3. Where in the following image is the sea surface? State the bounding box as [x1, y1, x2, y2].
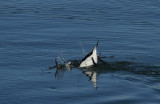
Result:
[0, 0, 160, 104]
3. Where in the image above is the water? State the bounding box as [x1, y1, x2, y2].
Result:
[0, 0, 160, 104]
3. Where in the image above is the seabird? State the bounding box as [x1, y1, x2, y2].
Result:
[79, 41, 99, 68]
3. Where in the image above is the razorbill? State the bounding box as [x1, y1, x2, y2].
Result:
[79, 41, 99, 68]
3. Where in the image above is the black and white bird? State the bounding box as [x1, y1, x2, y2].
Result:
[79, 41, 99, 68]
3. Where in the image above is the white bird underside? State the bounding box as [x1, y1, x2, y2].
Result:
[79, 41, 98, 68]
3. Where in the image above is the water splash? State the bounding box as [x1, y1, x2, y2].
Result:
[46, 58, 160, 89]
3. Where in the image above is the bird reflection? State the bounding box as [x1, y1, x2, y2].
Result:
[84, 70, 98, 88]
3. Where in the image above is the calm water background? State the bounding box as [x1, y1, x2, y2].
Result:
[0, 0, 160, 104]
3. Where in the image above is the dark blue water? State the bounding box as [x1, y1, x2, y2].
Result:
[1, 0, 160, 104]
